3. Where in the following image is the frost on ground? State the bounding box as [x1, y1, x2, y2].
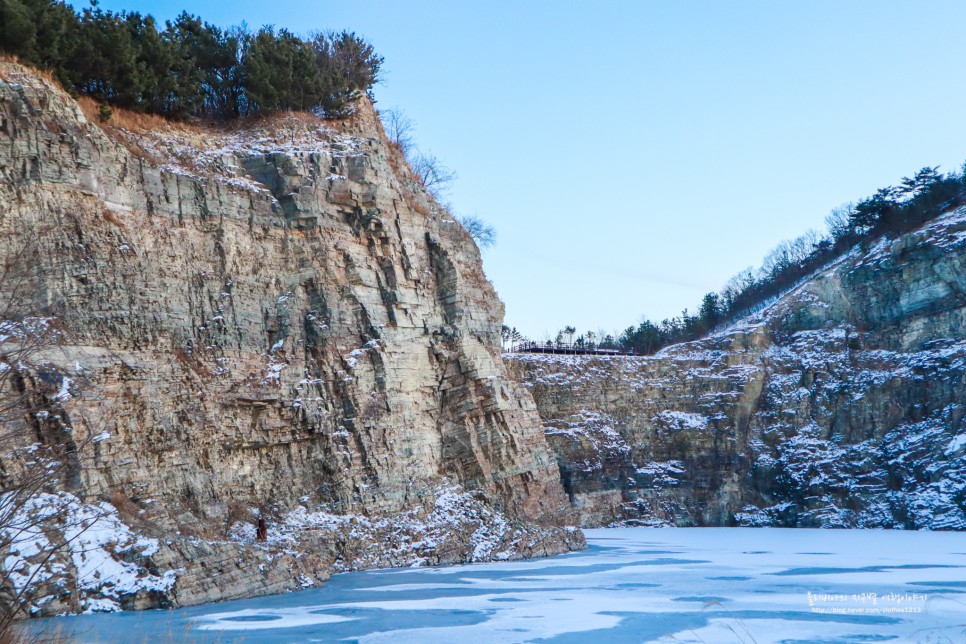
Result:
[226, 483, 583, 573]
[1, 491, 175, 615]
[0, 483, 582, 617]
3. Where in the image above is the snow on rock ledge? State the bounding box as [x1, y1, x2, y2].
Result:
[1, 492, 175, 615]
[227, 483, 584, 574]
[0, 62, 581, 615]
[508, 206, 966, 530]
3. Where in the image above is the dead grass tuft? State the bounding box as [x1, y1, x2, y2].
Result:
[0, 621, 72, 643]
[0, 57, 59, 87]
[224, 500, 254, 536]
[101, 207, 126, 228]
[109, 489, 140, 519]
[75, 95, 197, 136]
[74, 96, 176, 163]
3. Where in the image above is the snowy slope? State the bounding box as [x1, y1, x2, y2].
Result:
[510, 207, 966, 530]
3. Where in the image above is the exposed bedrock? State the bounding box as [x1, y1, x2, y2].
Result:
[509, 213, 966, 530]
[0, 64, 581, 615]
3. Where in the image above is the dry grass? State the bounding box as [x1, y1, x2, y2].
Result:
[75, 95, 196, 136]
[74, 96, 174, 163]
[74, 96, 351, 165]
[73, 95, 100, 124]
[0, 57, 361, 139]
[0, 55, 58, 85]
[0, 58, 369, 170]
[109, 489, 140, 519]
[224, 500, 254, 537]
[411, 200, 431, 218]
[1, 622, 72, 644]
[101, 206, 126, 228]
[221, 109, 318, 132]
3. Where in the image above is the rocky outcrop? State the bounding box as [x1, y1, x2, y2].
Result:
[509, 212, 966, 530]
[0, 63, 582, 615]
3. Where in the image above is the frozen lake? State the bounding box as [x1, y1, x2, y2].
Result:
[29, 527, 966, 642]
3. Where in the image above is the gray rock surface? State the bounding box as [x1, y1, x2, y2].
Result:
[509, 212, 966, 531]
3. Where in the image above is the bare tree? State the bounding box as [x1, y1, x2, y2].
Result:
[409, 151, 457, 199]
[0, 233, 107, 633]
[378, 110, 489, 251]
[379, 107, 415, 157]
[458, 215, 496, 249]
[378, 108, 459, 202]
[825, 202, 855, 239]
[759, 229, 821, 280]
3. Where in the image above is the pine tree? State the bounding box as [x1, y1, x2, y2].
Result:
[126, 13, 178, 114]
[0, 0, 38, 61]
[243, 27, 320, 114]
[699, 292, 721, 331]
[898, 166, 941, 198]
[310, 31, 383, 117]
[0, 1, 383, 121]
[67, 6, 142, 107]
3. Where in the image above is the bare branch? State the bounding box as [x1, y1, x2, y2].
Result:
[379, 107, 415, 157]
[408, 151, 457, 199]
[457, 215, 496, 249]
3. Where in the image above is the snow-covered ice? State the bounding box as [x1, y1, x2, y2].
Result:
[27, 527, 966, 642]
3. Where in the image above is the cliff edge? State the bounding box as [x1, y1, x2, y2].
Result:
[510, 207, 966, 531]
[0, 63, 582, 615]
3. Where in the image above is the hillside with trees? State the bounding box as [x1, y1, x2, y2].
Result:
[532, 164, 966, 356]
[0, 0, 381, 119]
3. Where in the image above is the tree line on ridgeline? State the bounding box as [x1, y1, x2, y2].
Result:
[0, 0, 382, 120]
[0, 2, 503, 250]
[531, 164, 966, 356]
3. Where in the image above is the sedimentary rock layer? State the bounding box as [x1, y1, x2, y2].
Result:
[0, 63, 581, 614]
[510, 211, 966, 530]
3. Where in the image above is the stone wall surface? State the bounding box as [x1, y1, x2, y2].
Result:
[509, 213, 966, 531]
[0, 64, 582, 615]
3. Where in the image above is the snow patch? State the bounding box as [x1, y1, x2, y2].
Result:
[653, 410, 710, 431]
[1, 492, 175, 614]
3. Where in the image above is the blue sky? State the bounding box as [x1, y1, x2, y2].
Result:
[82, 0, 966, 340]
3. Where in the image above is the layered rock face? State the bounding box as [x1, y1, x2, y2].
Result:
[509, 213, 966, 530]
[0, 64, 581, 615]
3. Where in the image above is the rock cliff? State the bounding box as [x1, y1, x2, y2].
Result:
[0, 63, 582, 616]
[509, 211, 966, 531]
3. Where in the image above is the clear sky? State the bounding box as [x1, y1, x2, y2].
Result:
[81, 0, 966, 340]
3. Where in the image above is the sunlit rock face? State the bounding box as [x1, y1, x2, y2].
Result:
[0, 63, 582, 614]
[509, 211, 966, 530]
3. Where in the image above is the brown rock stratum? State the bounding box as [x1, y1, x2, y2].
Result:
[0, 63, 582, 615]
